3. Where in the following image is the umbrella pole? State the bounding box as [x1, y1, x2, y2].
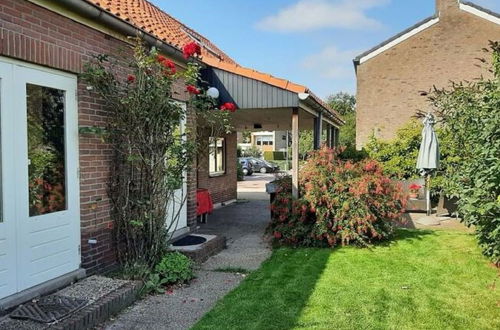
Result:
[426, 174, 431, 216]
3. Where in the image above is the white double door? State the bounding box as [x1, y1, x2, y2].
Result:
[0, 58, 80, 300]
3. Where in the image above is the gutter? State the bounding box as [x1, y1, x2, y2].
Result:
[48, 0, 188, 64]
[298, 93, 345, 127]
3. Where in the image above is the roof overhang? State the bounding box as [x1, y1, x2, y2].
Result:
[354, 1, 500, 68]
[41, 0, 189, 64]
[202, 67, 344, 126]
[460, 1, 500, 25]
[353, 16, 439, 67]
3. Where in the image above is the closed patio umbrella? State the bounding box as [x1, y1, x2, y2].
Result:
[417, 113, 440, 221]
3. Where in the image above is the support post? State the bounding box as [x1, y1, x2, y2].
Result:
[313, 111, 323, 150]
[326, 124, 332, 148]
[292, 107, 299, 198]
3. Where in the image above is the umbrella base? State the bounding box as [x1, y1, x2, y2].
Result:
[416, 215, 441, 226]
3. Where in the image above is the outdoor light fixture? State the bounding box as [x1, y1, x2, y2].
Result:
[207, 87, 220, 99]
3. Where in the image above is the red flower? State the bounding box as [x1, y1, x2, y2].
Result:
[409, 183, 422, 192]
[220, 102, 237, 112]
[163, 59, 176, 75]
[183, 42, 202, 59]
[274, 231, 282, 239]
[363, 160, 378, 172]
[156, 54, 167, 63]
[127, 74, 136, 83]
[186, 85, 200, 95]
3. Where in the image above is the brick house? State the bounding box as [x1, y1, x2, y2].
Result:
[0, 0, 342, 307]
[354, 0, 500, 149]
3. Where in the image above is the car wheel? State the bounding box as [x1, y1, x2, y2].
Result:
[242, 168, 248, 175]
[260, 167, 267, 174]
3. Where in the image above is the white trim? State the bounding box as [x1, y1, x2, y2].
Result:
[460, 3, 500, 25]
[359, 17, 440, 64]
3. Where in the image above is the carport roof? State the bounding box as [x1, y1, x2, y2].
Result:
[204, 57, 343, 124]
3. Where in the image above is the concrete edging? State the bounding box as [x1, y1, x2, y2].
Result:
[51, 281, 143, 330]
[0, 269, 86, 312]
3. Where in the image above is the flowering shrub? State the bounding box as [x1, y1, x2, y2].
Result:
[268, 177, 317, 246]
[268, 148, 407, 247]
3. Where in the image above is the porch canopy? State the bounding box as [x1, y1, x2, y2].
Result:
[202, 59, 344, 197]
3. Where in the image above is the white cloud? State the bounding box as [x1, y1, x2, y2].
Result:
[301, 46, 359, 79]
[256, 0, 389, 32]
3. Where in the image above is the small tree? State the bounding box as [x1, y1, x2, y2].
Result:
[429, 41, 500, 264]
[327, 92, 356, 147]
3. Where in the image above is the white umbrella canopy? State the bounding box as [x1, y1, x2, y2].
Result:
[416, 113, 440, 221]
[417, 113, 440, 171]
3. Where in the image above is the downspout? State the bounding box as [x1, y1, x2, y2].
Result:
[52, 0, 187, 63]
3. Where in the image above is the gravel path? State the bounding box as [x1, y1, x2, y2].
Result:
[104, 187, 272, 330]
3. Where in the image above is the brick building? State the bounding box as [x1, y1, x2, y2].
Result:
[0, 0, 238, 307]
[0, 0, 342, 307]
[354, 0, 500, 149]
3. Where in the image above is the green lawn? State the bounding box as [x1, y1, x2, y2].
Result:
[193, 229, 499, 330]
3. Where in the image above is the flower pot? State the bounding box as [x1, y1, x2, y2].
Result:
[409, 193, 419, 199]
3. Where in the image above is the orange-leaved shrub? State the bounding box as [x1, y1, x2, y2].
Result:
[268, 148, 407, 247]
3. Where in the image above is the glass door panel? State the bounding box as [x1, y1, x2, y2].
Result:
[26, 84, 67, 216]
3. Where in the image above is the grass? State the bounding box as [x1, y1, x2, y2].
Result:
[193, 229, 499, 330]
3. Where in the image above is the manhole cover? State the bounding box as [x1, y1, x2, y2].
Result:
[10, 295, 87, 323]
[172, 235, 207, 246]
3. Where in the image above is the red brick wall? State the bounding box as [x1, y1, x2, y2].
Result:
[0, 0, 195, 274]
[197, 132, 237, 205]
[356, 1, 500, 149]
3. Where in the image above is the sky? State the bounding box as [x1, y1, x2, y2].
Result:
[156, 0, 500, 99]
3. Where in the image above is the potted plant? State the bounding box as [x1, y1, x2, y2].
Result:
[408, 183, 422, 199]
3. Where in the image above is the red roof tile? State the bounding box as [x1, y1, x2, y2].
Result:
[84, 0, 341, 120]
[85, 0, 236, 64]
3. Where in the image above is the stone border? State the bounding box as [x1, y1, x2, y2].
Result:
[179, 235, 226, 263]
[0, 269, 86, 312]
[50, 281, 142, 330]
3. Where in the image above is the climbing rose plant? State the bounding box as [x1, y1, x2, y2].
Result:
[268, 148, 407, 247]
[81, 39, 234, 267]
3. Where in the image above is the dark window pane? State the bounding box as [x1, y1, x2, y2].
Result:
[27, 84, 66, 216]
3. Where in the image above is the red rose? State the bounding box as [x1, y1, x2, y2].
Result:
[163, 59, 176, 75]
[220, 102, 237, 112]
[183, 42, 202, 59]
[274, 231, 282, 239]
[156, 54, 167, 63]
[127, 74, 136, 83]
[186, 85, 200, 95]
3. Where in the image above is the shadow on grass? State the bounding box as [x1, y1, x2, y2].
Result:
[193, 229, 437, 330]
[374, 228, 435, 248]
[192, 248, 331, 330]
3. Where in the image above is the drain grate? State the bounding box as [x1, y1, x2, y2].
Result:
[172, 235, 207, 246]
[10, 295, 88, 323]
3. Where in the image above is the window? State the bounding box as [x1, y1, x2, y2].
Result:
[27, 84, 67, 216]
[255, 135, 273, 146]
[209, 137, 225, 176]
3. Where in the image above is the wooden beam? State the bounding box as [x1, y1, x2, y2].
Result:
[292, 107, 299, 198]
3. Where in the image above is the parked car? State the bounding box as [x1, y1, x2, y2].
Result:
[238, 158, 254, 176]
[246, 157, 280, 173]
